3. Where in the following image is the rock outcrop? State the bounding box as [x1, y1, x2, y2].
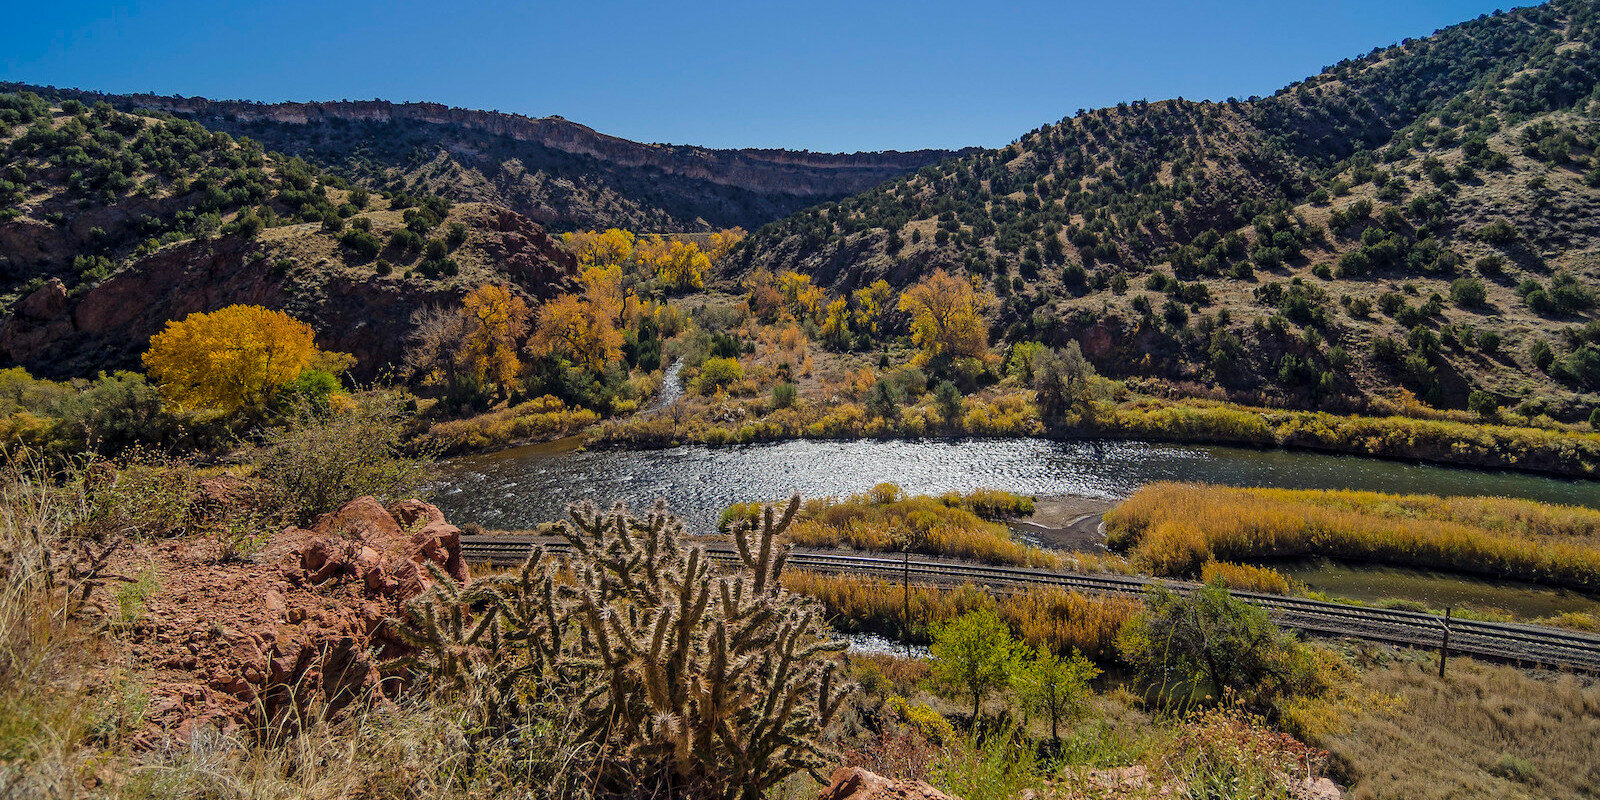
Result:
[114, 496, 468, 745]
[818, 768, 959, 800]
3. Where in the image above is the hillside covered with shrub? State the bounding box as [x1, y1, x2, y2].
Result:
[0, 91, 578, 378]
[733, 0, 1600, 418]
[0, 83, 966, 234]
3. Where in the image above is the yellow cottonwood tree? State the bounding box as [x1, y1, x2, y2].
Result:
[654, 240, 710, 291]
[820, 297, 852, 349]
[143, 305, 339, 412]
[562, 228, 636, 268]
[897, 269, 991, 364]
[779, 271, 825, 322]
[707, 227, 746, 263]
[462, 284, 531, 397]
[531, 294, 624, 372]
[852, 279, 894, 338]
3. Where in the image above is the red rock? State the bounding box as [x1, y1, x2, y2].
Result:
[818, 768, 960, 800]
[98, 494, 469, 748]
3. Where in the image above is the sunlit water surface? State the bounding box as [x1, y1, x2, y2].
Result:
[434, 437, 1598, 533]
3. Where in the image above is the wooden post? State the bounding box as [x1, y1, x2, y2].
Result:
[1439, 606, 1451, 679]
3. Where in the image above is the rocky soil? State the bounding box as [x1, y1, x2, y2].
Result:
[99, 493, 467, 745]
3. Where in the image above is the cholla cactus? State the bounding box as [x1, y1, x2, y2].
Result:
[395, 494, 851, 800]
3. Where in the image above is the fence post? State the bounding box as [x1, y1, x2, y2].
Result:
[1439, 606, 1451, 679]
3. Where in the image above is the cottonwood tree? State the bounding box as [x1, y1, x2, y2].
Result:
[930, 608, 1021, 722]
[142, 305, 349, 413]
[897, 269, 992, 367]
[529, 294, 623, 373]
[406, 305, 476, 405]
[1034, 341, 1095, 423]
[461, 284, 531, 399]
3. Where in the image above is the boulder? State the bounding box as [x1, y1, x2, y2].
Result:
[819, 768, 960, 800]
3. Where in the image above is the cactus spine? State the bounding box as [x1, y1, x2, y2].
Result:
[395, 495, 851, 799]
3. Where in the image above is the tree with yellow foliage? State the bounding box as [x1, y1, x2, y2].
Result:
[462, 284, 532, 398]
[820, 297, 852, 350]
[852, 279, 894, 339]
[707, 227, 746, 263]
[530, 294, 624, 373]
[897, 269, 991, 365]
[562, 228, 636, 269]
[778, 271, 826, 323]
[653, 239, 710, 292]
[143, 305, 347, 412]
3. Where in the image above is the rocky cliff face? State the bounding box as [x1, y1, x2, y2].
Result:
[122, 95, 954, 197]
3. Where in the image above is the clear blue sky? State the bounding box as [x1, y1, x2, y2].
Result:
[1, 0, 1533, 152]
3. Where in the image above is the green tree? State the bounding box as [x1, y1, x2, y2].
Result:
[934, 380, 963, 426]
[865, 379, 901, 420]
[1467, 389, 1499, 419]
[1011, 646, 1099, 744]
[1118, 583, 1319, 712]
[1450, 277, 1487, 307]
[1034, 341, 1095, 423]
[930, 609, 1021, 722]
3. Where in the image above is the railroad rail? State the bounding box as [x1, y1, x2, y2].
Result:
[460, 536, 1600, 673]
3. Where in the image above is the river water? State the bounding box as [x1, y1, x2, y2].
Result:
[433, 437, 1598, 532]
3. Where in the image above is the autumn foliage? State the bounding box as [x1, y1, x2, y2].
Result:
[142, 305, 346, 412]
[530, 294, 624, 372]
[460, 284, 531, 397]
[897, 269, 991, 365]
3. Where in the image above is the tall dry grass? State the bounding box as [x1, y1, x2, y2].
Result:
[783, 571, 1136, 663]
[0, 454, 105, 795]
[1104, 483, 1600, 590]
[1321, 652, 1600, 800]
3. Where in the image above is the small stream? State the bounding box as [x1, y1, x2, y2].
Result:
[643, 358, 685, 414]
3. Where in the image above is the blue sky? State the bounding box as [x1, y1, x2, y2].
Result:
[1, 1, 1533, 152]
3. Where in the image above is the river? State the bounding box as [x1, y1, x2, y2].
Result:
[433, 436, 1599, 533]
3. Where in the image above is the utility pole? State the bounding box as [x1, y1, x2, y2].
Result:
[1439, 606, 1452, 679]
[902, 545, 911, 658]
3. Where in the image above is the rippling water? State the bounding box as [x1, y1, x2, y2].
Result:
[433, 437, 1599, 532]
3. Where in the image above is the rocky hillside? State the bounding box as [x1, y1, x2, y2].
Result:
[0, 92, 576, 378]
[733, 1, 1600, 417]
[1, 84, 964, 234]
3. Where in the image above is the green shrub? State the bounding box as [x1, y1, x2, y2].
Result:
[248, 394, 433, 522]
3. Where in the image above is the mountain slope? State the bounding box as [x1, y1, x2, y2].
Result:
[0, 84, 965, 234]
[0, 92, 576, 378]
[733, 0, 1600, 417]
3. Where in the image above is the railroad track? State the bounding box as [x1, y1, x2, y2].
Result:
[460, 536, 1600, 673]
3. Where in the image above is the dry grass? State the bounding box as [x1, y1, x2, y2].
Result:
[1105, 483, 1600, 590]
[1200, 561, 1298, 595]
[784, 571, 1137, 663]
[771, 486, 1060, 569]
[1322, 651, 1600, 800]
[426, 395, 599, 454]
